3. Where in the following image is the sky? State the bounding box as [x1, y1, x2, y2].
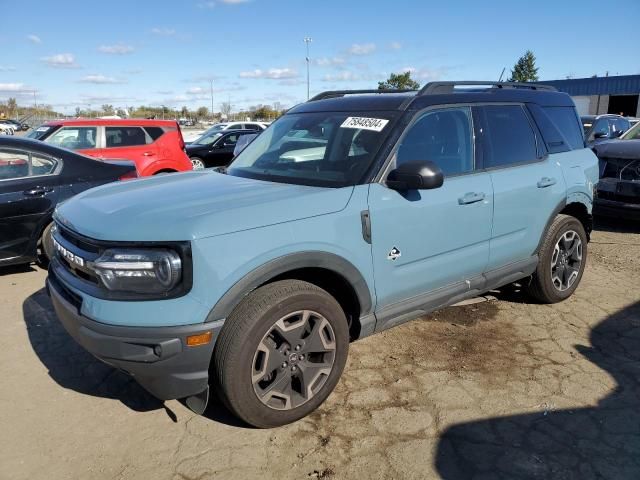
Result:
[1, 0, 639, 115]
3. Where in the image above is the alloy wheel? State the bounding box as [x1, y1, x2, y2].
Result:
[551, 230, 583, 291]
[251, 310, 336, 410]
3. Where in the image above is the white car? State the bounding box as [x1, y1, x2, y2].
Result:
[0, 123, 15, 135]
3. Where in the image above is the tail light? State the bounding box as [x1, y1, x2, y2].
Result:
[176, 121, 186, 151]
[119, 170, 138, 181]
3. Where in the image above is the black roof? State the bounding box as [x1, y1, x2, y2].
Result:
[290, 81, 574, 114]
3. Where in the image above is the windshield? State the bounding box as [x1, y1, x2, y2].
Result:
[621, 121, 640, 140]
[193, 131, 223, 145]
[227, 112, 397, 187]
[27, 125, 58, 140]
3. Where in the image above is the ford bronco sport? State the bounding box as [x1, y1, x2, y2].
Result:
[47, 82, 598, 427]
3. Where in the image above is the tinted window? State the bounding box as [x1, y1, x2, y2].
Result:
[46, 127, 97, 150]
[144, 126, 165, 141]
[483, 105, 537, 168]
[612, 118, 630, 137]
[396, 107, 473, 176]
[105, 127, 149, 147]
[591, 119, 609, 140]
[543, 107, 584, 150]
[223, 134, 240, 146]
[0, 149, 57, 180]
[228, 123, 243, 130]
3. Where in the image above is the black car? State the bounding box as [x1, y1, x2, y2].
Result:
[593, 121, 640, 220]
[0, 136, 136, 267]
[186, 129, 259, 169]
[581, 114, 630, 147]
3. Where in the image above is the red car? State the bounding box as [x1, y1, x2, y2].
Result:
[28, 119, 192, 176]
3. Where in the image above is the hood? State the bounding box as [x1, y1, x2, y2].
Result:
[594, 140, 640, 160]
[54, 171, 354, 241]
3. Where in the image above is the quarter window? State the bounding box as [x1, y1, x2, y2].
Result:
[482, 105, 538, 168]
[105, 127, 149, 147]
[396, 107, 474, 176]
[46, 127, 97, 150]
[543, 107, 585, 150]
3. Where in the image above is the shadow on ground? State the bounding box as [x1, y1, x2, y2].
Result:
[435, 301, 640, 479]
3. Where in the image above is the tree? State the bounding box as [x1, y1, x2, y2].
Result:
[7, 98, 17, 118]
[180, 106, 190, 118]
[196, 106, 209, 120]
[378, 72, 420, 90]
[508, 50, 539, 82]
[220, 102, 232, 119]
[75, 107, 81, 117]
[101, 104, 115, 115]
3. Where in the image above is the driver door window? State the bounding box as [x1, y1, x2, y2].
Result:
[396, 107, 473, 176]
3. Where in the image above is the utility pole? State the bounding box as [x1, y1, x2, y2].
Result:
[210, 79, 214, 120]
[304, 36, 312, 100]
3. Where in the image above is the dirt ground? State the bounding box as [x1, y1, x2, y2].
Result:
[0, 219, 639, 480]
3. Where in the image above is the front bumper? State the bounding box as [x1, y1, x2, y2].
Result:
[46, 273, 220, 401]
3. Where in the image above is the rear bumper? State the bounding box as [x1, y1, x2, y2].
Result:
[46, 274, 220, 400]
[594, 198, 640, 220]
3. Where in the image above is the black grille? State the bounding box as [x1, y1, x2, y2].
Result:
[58, 224, 100, 254]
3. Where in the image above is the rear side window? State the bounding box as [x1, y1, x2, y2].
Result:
[228, 123, 244, 129]
[144, 126, 165, 141]
[482, 105, 538, 168]
[0, 149, 57, 180]
[105, 127, 149, 147]
[543, 107, 584, 150]
[397, 107, 474, 176]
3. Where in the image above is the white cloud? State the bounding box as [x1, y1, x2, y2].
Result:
[187, 86, 207, 94]
[0, 83, 27, 92]
[314, 57, 346, 67]
[239, 68, 298, 79]
[0, 66, 17, 72]
[389, 41, 402, 50]
[79, 74, 124, 84]
[27, 34, 41, 44]
[348, 43, 376, 56]
[98, 44, 134, 55]
[41, 53, 79, 68]
[322, 71, 360, 82]
[151, 27, 176, 36]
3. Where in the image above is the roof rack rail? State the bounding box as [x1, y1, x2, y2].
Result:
[308, 89, 416, 102]
[418, 81, 557, 95]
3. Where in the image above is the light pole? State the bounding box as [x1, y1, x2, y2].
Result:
[304, 36, 312, 100]
[210, 79, 214, 120]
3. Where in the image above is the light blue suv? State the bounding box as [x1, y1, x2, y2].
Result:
[47, 82, 598, 427]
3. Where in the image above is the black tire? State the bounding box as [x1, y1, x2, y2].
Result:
[212, 280, 349, 428]
[40, 222, 55, 261]
[527, 214, 588, 304]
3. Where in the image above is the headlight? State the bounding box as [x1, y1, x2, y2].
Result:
[93, 248, 182, 294]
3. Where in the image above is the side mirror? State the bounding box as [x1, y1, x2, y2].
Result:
[594, 131, 609, 139]
[387, 160, 444, 191]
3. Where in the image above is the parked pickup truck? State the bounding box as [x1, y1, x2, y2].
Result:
[47, 81, 598, 428]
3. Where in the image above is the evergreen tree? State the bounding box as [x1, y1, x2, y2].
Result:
[378, 71, 420, 90]
[508, 50, 539, 82]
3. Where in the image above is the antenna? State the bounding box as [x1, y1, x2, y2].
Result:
[498, 67, 506, 82]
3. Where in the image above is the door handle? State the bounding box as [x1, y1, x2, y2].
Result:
[23, 187, 53, 196]
[142, 151, 156, 157]
[458, 192, 485, 205]
[537, 177, 557, 188]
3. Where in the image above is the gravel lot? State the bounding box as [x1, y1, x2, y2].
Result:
[1, 219, 639, 480]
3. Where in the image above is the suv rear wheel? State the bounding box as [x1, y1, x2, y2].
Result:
[527, 214, 587, 303]
[212, 280, 349, 428]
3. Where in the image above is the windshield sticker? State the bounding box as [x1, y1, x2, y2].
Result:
[36, 126, 50, 132]
[340, 117, 389, 132]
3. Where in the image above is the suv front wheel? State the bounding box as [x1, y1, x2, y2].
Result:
[527, 214, 588, 303]
[212, 280, 349, 428]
